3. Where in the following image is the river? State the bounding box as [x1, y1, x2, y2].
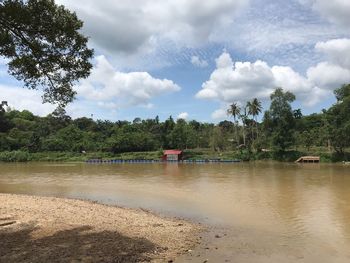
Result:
[1, 162, 349, 262]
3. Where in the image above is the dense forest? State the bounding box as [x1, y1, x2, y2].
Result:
[0, 85, 349, 162]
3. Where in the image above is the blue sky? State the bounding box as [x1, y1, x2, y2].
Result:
[1, 0, 350, 122]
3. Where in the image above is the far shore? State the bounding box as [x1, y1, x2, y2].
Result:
[1, 149, 348, 163]
[0, 193, 202, 262]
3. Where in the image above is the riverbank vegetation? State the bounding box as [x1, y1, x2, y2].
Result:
[0, 85, 349, 162]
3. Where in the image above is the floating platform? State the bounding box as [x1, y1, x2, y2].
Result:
[295, 156, 320, 163]
[86, 159, 241, 164]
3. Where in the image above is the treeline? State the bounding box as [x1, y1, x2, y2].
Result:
[0, 85, 349, 161]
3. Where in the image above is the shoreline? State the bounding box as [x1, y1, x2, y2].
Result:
[0, 193, 203, 262]
[1, 149, 345, 163]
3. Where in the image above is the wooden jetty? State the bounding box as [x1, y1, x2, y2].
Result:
[295, 156, 320, 163]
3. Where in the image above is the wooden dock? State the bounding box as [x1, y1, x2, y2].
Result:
[295, 156, 320, 163]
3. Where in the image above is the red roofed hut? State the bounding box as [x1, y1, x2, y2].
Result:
[163, 150, 183, 161]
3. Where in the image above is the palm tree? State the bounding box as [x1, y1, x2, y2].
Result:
[239, 106, 248, 146]
[227, 103, 241, 144]
[246, 101, 254, 139]
[247, 98, 262, 139]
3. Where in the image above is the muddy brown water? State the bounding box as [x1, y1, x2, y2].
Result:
[1, 162, 350, 262]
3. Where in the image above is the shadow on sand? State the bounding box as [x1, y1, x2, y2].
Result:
[0, 223, 162, 262]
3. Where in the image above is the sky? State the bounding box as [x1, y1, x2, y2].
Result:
[1, 0, 350, 122]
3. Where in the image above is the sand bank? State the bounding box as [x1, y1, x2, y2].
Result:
[0, 194, 202, 262]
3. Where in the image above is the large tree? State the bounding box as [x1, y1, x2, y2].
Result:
[227, 102, 241, 145]
[263, 88, 296, 152]
[247, 98, 262, 139]
[0, 100, 11, 132]
[0, 0, 93, 106]
[326, 84, 350, 154]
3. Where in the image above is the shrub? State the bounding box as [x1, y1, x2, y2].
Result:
[0, 151, 30, 162]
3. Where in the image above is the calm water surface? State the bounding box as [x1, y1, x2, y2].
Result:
[1, 162, 350, 262]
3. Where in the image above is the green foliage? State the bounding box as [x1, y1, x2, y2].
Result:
[0, 112, 11, 132]
[263, 88, 296, 152]
[0, 150, 30, 162]
[106, 130, 157, 153]
[325, 84, 350, 154]
[169, 119, 197, 149]
[237, 149, 252, 161]
[210, 126, 225, 151]
[0, 101, 11, 132]
[227, 103, 240, 120]
[0, 85, 349, 162]
[0, 0, 93, 106]
[334, 84, 350, 102]
[319, 152, 332, 163]
[255, 151, 272, 160]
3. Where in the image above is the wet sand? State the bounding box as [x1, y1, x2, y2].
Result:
[0, 194, 202, 262]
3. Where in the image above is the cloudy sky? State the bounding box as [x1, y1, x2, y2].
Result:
[1, 0, 350, 121]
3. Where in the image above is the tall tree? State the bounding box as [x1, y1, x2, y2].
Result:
[227, 102, 241, 144]
[0, 100, 11, 132]
[326, 84, 350, 154]
[246, 100, 253, 139]
[247, 98, 262, 139]
[239, 106, 248, 146]
[263, 88, 296, 152]
[0, 100, 8, 111]
[0, 0, 93, 106]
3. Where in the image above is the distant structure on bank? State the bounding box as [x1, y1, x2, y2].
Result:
[295, 156, 320, 163]
[163, 150, 183, 161]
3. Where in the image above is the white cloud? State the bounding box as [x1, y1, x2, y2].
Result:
[196, 89, 219, 100]
[96, 101, 119, 110]
[142, 103, 154, 109]
[191, 56, 209, 68]
[315, 38, 350, 69]
[307, 62, 350, 90]
[197, 48, 350, 119]
[177, 112, 189, 120]
[272, 66, 311, 94]
[75, 56, 181, 107]
[211, 109, 227, 120]
[196, 52, 277, 103]
[204, 0, 349, 73]
[216, 51, 234, 68]
[52, 0, 349, 72]
[0, 56, 180, 119]
[309, 0, 350, 27]
[0, 85, 55, 116]
[57, 0, 248, 56]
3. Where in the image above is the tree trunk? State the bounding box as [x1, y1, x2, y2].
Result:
[242, 124, 246, 146]
[234, 119, 239, 145]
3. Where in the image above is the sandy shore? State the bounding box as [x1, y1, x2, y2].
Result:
[0, 194, 202, 262]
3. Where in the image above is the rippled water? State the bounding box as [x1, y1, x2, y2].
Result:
[1, 162, 350, 262]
